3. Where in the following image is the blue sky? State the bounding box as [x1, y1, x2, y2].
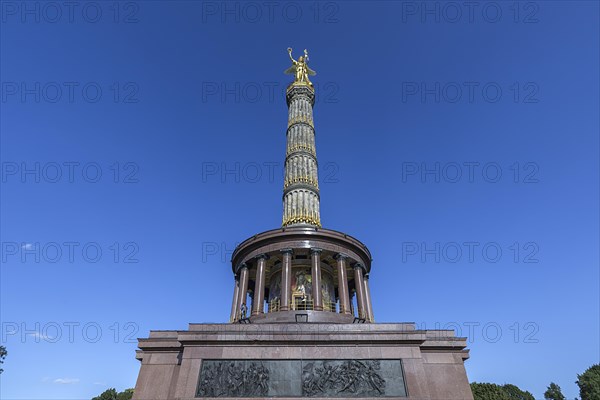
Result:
[1, 1, 598, 399]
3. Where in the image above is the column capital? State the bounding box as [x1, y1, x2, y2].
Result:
[310, 247, 323, 255]
[280, 248, 294, 255]
[353, 263, 366, 273]
[255, 253, 270, 260]
[334, 253, 349, 261]
[235, 263, 249, 274]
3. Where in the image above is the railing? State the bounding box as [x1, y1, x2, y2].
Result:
[322, 301, 337, 312]
[234, 300, 319, 322]
[268, 299, 280, 313]
[232, 300, 369, 323]
[268, 299, 338, 313]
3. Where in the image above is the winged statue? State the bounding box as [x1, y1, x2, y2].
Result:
[284, 47, 316, 86]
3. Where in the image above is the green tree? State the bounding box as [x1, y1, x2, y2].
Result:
[576, 364, 600, 400]
[117, 388, 134, 400]
[544, 382, 566, 400]
[92, 388, 118, 400]
[92, 388, 134, 400]
[502, 383, 535, 400]
[470, 382, 511, 400]
[470, 382, 534, 400]
[0, 346, 6, 374]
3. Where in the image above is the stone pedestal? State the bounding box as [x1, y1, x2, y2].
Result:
[132, 322, 473, 400]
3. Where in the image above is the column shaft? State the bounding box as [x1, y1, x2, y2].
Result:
[354, 265, 367, 320]
[236, 265, 249, 320]
[282, 86, 320, 228]
[230, 276, 240, 322]
[311, 249, 323, 311]
[364, 275, 374, 322]
[280, 249, 292, 311]
[252, 256, 267, 316]
[335, 254, 351, 314]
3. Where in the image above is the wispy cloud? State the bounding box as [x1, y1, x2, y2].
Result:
[27, 332, 56, 340]
[21, 243, 34, 250]
[53, 378, 80, 384]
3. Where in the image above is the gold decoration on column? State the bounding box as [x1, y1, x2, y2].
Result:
[286, 144, 315, 156]
[288, 115, 314, 128]
[282, 215, 321, 227]
[284, 176, 319, 189]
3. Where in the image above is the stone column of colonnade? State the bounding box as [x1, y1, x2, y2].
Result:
[310, 249, 323, 311]
[229, 276, 240, 322]
[282, 84, 321, 227]
[335, 254, 352, 314]
[280, 249, 293, 311]
[353, 264, 368, 320]
[235, 264, 249, 320]
[364, 274, 375, 322]
[230, 253, 374, 322]
[252, 255, 268, 316]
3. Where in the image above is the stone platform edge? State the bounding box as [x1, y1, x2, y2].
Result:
[136, 322, 470, 362]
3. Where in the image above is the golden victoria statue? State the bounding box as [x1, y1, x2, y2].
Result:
[285, 47, 316, 87]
